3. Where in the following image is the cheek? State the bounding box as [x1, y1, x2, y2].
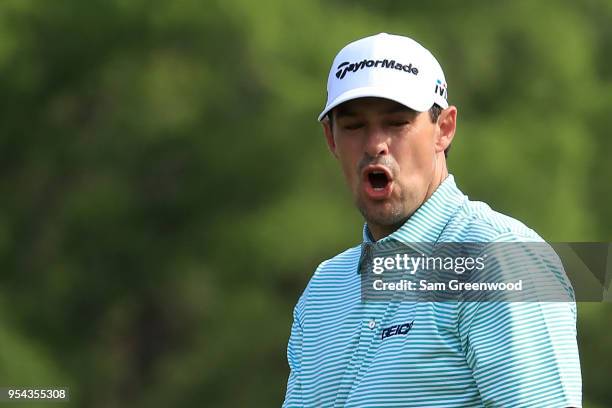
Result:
[335, 139, 362, 185]
[339, 155, 359, 189]
[394, 131, 436, 175]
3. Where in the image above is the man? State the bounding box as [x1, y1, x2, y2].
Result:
[282, 33, 581, 407]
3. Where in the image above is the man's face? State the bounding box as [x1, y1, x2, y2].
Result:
[323, 97, 452, 238]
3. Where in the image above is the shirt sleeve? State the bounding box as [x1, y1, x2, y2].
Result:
[460, 301, 582, 407]
[458, 239, 582, 407]
[282, 304, 304, 407]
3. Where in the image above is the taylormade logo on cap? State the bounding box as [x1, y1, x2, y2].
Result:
[335, 59, 419, 80]
[318, 33, 449, 121]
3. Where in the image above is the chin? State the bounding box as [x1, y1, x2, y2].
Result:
[360, 202, 407, 228]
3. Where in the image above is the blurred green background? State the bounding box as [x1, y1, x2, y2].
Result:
[0, 0, 610, 407]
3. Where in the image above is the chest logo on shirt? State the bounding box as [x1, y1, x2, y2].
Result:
[381, 320, 414, 340]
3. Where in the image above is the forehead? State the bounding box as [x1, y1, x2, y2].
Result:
[333, 97, 417, 118]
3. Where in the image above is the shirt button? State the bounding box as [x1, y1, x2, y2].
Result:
[368, 319, 376, 329]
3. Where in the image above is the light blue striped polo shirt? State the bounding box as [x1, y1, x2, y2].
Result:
[282, 174, 581, 407]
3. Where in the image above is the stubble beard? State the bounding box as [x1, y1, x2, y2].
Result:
[356, 188, 410, 232]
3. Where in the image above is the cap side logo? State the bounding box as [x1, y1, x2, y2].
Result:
[435, 79, 448, 100]
[335, 58, 419, 80]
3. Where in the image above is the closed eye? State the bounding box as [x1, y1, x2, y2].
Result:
[343, 122, 365, 130]
[389, 121, 409, 127]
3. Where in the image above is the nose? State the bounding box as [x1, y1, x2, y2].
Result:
[364, 126, 390, 157]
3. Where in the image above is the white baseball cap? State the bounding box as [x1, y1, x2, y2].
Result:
[318, 33, 448, 121]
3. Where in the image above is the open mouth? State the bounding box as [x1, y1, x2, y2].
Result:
[362, 165, 393, 199]
[368, 171, 390, 190]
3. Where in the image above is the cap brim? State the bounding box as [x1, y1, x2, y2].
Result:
[317, 86, 435, 121]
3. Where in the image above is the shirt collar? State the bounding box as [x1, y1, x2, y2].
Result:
[362, 174, 466, 249]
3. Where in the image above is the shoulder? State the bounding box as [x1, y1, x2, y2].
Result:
[446, 196, 575, 302]
[307, 244, 362, 288]
[318, 245, 363, 270]
[443, 196, 543, 242]
[293, 245, 362, 320]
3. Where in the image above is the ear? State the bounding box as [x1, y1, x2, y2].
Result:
[322, 116, 338, 158]
[435, 105, 457, 154]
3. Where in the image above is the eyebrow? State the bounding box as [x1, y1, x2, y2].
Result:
[334, 107, 357, 119]
[384, 106, 417, 115]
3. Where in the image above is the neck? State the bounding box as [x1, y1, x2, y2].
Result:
[425, 159, 448, 203]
